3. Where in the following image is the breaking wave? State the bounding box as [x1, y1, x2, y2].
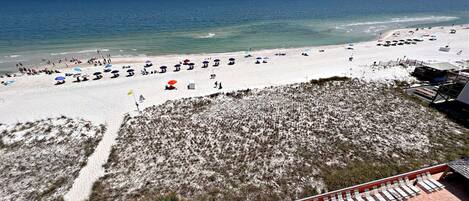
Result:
[342, 16, 458, 27]
[50, 49, 110, 56]
[196, 33, 216, 39]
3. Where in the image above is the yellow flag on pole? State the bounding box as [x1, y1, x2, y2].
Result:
[127, 89, 133, 96]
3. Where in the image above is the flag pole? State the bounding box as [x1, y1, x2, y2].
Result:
[133, 93, 140, 112]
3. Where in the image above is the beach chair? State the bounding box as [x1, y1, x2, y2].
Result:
[393, 181, 409, 199]
[425, 172, 444, 189]
[397, 179, 416, 196]
[399, 178, 419, 195]
[404, 177, 421, 194]
[385, 182, 403, 200]
[416, 174, 434, 192]
[379, 184, 397, 201]
[337, 193, 344, 201]
[371, 187, 386, 201]
[364, 189, 376, 201]
[345, 191, 354, 201]
[418, 174, 437, 190]
[354, 190, 365, 201]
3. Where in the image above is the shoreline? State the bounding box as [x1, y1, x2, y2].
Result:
[2, 22, 467, 74]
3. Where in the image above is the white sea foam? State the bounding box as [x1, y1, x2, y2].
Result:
[50, 49, 110, 56]
[197, 33, 216, 39]
[343, 16, 458, 27]
[8, 55, 21, 58]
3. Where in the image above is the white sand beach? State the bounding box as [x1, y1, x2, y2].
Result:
[0, 25, 468, 201]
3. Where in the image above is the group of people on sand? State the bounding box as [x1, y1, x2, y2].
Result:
[87, 57, 111, 66]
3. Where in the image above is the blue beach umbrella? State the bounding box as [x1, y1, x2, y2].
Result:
[105, 64, 113, 68]
[73, 67, 82, 72]
[55, 76, 65, 81]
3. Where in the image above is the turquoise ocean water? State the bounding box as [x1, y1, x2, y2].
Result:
[0, 0, 468, 72]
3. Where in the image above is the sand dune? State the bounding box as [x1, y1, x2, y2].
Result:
[0, 25, 468, 201]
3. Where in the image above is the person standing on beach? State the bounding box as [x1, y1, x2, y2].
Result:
[218, 82, 222, 90]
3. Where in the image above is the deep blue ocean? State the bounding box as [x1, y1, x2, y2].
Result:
[0, 0, 468, 72]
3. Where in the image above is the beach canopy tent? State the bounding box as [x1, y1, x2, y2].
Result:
[174, 64, 181, 71]
[93, 72, 102, 79]
[187, 63, 195, 70]
[144, 60, 153, 68]
[213, 59, 221, 66]
[188, 80, 195, 90]
[228, 58, 235, 65]
[202, 60, 209, 68]
[160, 66, 168, 73]
[127, 69, 135, 76]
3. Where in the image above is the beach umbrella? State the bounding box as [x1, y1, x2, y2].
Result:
[256, 57, 262, 60]
[168, 80, 177, 85]
[73, 67, 82, 72]
[174, 64, 181, 67]
[145, 60, 152, 64]
[111, 70, 119, 74]
[93, 72, 102, 75]
[203, 61, 209, 64]
[229, 58, 235, 61]
[105, 64, 112, 68]
[55, 76, 65, 81]
[127, 69, 135, 72]
[214, 59, 220, 62]
[263, 57, 269, 60]
[160, 66, 167, 69]
[184, 59, 190, 63]
[3, 80, 15, 86]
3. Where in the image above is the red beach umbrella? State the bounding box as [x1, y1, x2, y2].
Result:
[168, 80, 177, 85]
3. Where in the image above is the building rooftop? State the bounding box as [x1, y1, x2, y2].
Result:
[298, 163, 469, 201]
[447, 157, 469, 180]
[424, 62, 459, 71]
